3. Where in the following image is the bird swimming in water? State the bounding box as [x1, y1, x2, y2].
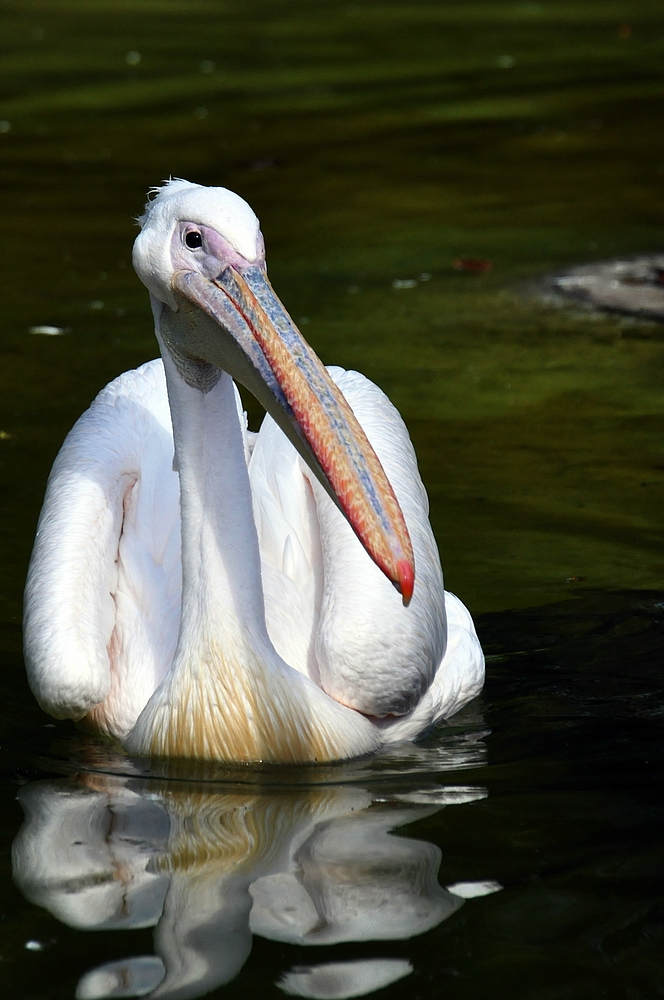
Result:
[23, 179, 484, 763]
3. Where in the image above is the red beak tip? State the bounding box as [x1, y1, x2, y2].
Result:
[397, 559, 415, 607]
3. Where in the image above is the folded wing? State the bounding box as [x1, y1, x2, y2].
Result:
[250, 366, 450, 720]
[23, 360, 181, 734]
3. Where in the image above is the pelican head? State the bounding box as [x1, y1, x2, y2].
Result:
[132, 179, 414, 602]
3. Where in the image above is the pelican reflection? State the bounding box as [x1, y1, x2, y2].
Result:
[12, 775, 500, 999]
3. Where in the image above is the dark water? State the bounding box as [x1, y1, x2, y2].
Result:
[1, 2, 663, 997]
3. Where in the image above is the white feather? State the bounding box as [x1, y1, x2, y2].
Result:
[25, 357, 483, 752]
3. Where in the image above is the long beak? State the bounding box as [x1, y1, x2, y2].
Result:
[169, 265, 415, 604]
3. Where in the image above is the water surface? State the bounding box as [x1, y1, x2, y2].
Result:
[0, 2, 663, 997]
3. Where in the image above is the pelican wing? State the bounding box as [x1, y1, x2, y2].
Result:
[249, 366, 481, 723]
[23, 360, 181, 732]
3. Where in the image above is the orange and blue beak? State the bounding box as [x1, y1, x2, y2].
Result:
[170, 263, 415, 605]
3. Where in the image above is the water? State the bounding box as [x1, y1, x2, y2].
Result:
[1, 2, 663, 996]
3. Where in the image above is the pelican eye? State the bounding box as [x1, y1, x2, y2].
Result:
[185, 231, 203, 250]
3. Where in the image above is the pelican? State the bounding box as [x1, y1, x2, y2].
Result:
[23, 179, 484, 763]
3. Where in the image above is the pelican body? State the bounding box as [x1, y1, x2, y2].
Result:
[24, 180, 484, 763]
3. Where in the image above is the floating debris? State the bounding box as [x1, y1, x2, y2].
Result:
[544, 256, 664, 322]
[453, 258, 493, 273]
[126, 51, 141, 66]
[89, 300, 104, 310]
[29, 325, 66, 336]
[0, 121, 10, 134]
[194, 106, 208, 119]
[496, 55, 515, 68]
[0, 431, 13, 440]
[200, 60, 215, 73]
[392, 278, 417, 290]
[24, 941, 45, 952]
[566, 576, 587, 583]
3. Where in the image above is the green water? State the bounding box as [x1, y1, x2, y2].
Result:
[0, 2, 663, 998]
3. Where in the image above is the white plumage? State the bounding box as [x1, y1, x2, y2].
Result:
[23, 180, 484, 763]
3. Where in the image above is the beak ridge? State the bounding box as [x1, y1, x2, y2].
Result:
[172, 264, 416, 604]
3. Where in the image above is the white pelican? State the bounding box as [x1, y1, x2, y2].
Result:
[23, 179, 484, 763]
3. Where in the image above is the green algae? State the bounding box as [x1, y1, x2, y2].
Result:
[0, 0, 663, 625]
